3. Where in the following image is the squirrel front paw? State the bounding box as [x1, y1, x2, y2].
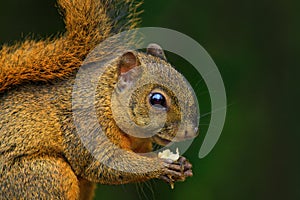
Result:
[159, 156, 193, 189]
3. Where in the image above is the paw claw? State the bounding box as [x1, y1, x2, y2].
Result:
[159, 156, 193, 187]
[184, 170, 193, 177]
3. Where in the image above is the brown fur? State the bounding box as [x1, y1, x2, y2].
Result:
[0, 0, 198, 199]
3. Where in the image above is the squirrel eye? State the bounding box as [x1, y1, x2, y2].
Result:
[149, 93, 167, 108]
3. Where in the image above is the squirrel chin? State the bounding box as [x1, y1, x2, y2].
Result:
[152, 132, 198, 146]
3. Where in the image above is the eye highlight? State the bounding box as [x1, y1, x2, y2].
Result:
[149, 93, 167, 108]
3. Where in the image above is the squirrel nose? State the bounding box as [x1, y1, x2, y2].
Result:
[194, 127, 198, 133]
[175, 123, 199, 141]
[184, 126, 199, 139]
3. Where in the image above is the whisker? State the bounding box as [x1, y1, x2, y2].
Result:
[135, 183, 143, 200]
[194, 78, 204, 89]
[200, 103, 234, 119]
[139, 183, 150, 200]
[144, 181, 155, 200]
[193, 69, 219, 87]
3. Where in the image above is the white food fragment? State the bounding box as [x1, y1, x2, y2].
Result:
[158, 148, 180, 161]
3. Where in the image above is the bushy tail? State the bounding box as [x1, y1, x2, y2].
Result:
[59, 0, 142, 43]
[0, 0, 142, 92]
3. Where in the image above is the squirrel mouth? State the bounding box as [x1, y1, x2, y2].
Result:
[152, 135, 172, 146]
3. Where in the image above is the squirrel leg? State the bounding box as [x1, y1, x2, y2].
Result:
[79, 148, 192, 186]
[0, 155, 80, 199]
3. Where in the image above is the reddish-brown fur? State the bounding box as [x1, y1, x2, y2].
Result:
[0, 1, 197, 199]
[0, 0, 141, 93]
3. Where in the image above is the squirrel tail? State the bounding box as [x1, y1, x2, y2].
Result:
[59, 0, 143, 42]
[0, 0, 142, 93]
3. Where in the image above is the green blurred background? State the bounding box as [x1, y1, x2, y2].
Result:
[0, 0, 298, 199]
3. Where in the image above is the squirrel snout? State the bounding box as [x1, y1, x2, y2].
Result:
[184, 126, 199, 139]
[175, 124, 199, 141]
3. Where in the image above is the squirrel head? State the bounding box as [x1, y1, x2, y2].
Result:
[108, 44, 199, 146]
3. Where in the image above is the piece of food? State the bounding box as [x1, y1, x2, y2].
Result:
[158, 148, 180, 161]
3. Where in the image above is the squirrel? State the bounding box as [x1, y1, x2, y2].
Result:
[0, 0, 199, 199]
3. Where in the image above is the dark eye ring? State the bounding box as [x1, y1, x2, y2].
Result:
[149, 93, 167, 108]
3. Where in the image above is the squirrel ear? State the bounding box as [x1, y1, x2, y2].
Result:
[146, 43, 167, 61]
[116, 52, 142, 93]
[119, 52, 140, 74]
